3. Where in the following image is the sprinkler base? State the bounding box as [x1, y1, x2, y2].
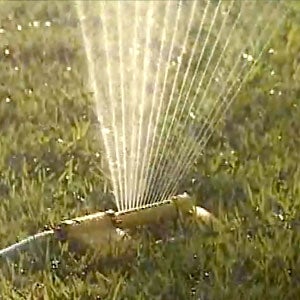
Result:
[0, 193, 214, 261]
[55, 193, 213, 253]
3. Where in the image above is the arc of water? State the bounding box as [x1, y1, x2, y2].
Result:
[142, 0, 199, 206]
[196, 15, 284, 155]
[145, 0, 201, 204]
[99, 2, 125, 211]
[167, 20, 283, 200]
[142, 0, 209, 203]
[133, 1, 155, 210]
[163, 5, 281, 201]
[162, 3, 284, 201]
[151, 0, 237, 203]
[157, 0, 245, 201]
[78, 1, 284, 211]
[146, 0, 211, 204]
[148, 0, 222, 204]
[147, 0, 209, 183]
[138, 1, 172, 208]
[76, 2, 122, 210]
[116, 2, 128, 211]
[141, 0, 184, 206]
[129, 2, 139, 210]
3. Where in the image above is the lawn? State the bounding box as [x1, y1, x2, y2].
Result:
[0, 1, 300, 299]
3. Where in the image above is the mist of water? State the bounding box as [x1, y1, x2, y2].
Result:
[76, 0, 284, 212]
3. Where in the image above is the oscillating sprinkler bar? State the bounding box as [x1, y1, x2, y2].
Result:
[55, 193, 213, 249]
[0, 193, 213, 261]
[113, 192, 211, 228]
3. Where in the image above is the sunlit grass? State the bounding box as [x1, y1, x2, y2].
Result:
[0, 1, 299, 299]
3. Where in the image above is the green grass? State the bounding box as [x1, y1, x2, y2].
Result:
[0, 1, 300, 299]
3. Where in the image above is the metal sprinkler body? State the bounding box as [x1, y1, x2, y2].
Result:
[0, 193, 213, 261]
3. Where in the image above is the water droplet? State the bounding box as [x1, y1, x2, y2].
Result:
[33, 21, 40, 28]
[268, 48, 275, 54]
[278, 91, 282, 96]
[269, 89, 275, 95]
[17, 24, 22, 31]
[66, 66, 72, 71]
[5, 97, 11, 103]
[25, 88, 33, 95]
[51, 259, 60, 269]
[278, 135, 282, 141]
[95, 152, 100, 158]
[14, 66, 19, 71]
[242, 53, 254, 62]
[247, 55, 253, 62]
[0, 28, 4, 34]
[103, 128, 111, 135]
[45, 21, 52, 27]
[189, 111, 196, 120]
[57, 138, 63, 143]
[270, 70, 275, 76]
[190, 287, 196, 295]
[276, 213, 284, 221]
[116, 228, 126, 237]
[4, 48, 10, 56]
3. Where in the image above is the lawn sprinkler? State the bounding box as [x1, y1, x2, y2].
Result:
[0, 193, 213, 261]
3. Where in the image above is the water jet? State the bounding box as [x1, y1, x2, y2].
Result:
[0, 0, 286, 263]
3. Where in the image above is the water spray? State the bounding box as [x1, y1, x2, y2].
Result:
[0, 0, 284, 269]
[0, 193, 213, 261]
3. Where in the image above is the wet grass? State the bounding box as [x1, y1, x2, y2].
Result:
[0, 1, 300, 299]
